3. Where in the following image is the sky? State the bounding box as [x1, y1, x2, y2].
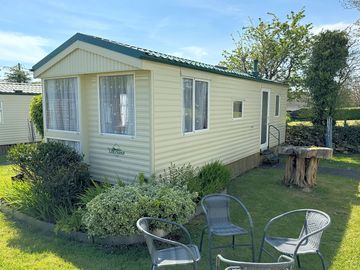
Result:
[0, 0, 359, 78]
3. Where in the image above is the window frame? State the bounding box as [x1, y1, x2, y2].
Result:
[275, 94, 280, 117]
[182, 77, 210, 135]
[97, 72, 136, 138]
[232, 100, 245, 120]
[46, 137, 81, 153]
[0, 101, 3, 124]
[43, 76, 81, 134]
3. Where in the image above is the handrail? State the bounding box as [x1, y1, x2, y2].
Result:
[268, 124, 280, 150]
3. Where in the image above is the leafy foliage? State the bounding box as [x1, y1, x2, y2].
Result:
[29, 95, 44, 138]
[5, 63, 31, 83]
[82, 183, 196, 237]
[286, 125, 360, 153]
[189, 161, 230, 200]
[305, 30, 350, 126]
[7, 142, 91, 211]
[157, 163, 198, 189]
[2, 180, 54, 222]
[220, 9, 312, 99]
[290, 107, 360, 121]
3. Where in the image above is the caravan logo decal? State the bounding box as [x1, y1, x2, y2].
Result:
[108, 144, 125, 156]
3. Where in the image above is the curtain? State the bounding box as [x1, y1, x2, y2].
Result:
[183, 78, 193, 133]
[195, 81, 208, 130]
[99, 75, 134, 135]
[45, 78, 79, 131]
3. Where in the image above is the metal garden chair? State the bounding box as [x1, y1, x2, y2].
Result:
[258, 209, 331, 270]
[216, 254, 295, 270]
[136, 217, 201, 270]
[199, 194, 255, 269]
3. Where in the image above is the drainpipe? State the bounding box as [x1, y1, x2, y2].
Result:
[252, 59, 259, 78]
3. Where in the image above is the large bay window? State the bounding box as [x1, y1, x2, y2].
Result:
[275, 95, 280, 116]
[99, 74, 135, 136]
[183, 78, 208, 133]
[0, 101, 3, 124]
[44, 78, 79, 132]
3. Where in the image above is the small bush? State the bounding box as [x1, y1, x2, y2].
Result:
[82, 183, 196, 237]
[7, 142, 91, 211]
[189, 161, 230, 199]
[157, 163, 198, 189]
[29, 95, 44, 137]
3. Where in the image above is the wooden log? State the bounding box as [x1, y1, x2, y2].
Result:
[284, 155, 296, 186]
[294, 157, 306, 188]
[305, 157, 319, 187]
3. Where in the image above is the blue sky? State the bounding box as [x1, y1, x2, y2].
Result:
[0, 0, 358, 77]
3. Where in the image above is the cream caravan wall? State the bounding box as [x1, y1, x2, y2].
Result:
[0, 94, 41, 145]
[81, 71, 152, 182]
[143, 61, 287, 175]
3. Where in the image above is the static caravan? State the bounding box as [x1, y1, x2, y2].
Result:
[0, 82, 42, 151]
[32, 33, 287, 183]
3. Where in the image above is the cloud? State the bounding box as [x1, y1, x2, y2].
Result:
[0, 31, 49, 64]
[170, 46, 208, 62]
[311, 22, 352, 34]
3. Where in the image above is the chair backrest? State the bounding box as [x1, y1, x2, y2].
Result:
[217, 255, 294, 270]
[136, 217, 158, 261]
[202, 194, 232, 228]
[298, 210, 331, 250]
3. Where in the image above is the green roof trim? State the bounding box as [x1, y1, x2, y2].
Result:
[32, 33, 286, 86]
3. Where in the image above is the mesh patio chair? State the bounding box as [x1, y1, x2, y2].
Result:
[136, 217, 201, 270]
[199, 194, 255, 269]
[258, 209, 331, 270]
[216, 254, 295, 270]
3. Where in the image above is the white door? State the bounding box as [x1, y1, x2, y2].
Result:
[260, 90, 270, 150]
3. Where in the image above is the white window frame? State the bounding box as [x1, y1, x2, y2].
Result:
[97, 73, 136, 138]
[46, 137, 81, 153]
[182, 77, 210, 135]
[232, 100, 245, 120]
[43, 76, 81, 134]
[275, 95, 280, 117]
[0, 101, 3, 124]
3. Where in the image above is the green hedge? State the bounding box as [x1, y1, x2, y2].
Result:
[286, 125, 360, 153]
[290, 107, 360, 121]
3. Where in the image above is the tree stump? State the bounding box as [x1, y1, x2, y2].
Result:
[280, 146, 333, 188]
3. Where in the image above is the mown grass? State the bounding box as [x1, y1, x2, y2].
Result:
[287, 120, 360, 127]
[320, 154, 360, 173]
[0, 161, 359, 269]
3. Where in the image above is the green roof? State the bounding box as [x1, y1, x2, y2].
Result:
[32, 33, 285, 86]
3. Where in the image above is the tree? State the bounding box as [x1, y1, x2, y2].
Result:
[220, 9, 313, 100]
[305, 31, 350, 126]
[5, 63, 31, 83]
[29, 95, 44, 138]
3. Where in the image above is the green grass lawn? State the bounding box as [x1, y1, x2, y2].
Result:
[0, 161, 359, 269]
[320, 154, 360, 173]
[287, 120, 360, 127]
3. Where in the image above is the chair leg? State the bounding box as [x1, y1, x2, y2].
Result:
[250, 234, 256, 262]
[258, 237, 265, 262]
[232, 235, 235, 249]
[150, 264, 156, 270]
[297, 255, 301, 268]
[317, 251, 326, 270]
[193, 261, 199, 270]
[209, 233, 213, 270]
[199, 227, 207, 252]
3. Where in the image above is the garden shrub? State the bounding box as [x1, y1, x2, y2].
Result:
[189, 161, 230, 200]
[82, 183, 196, 237]
[157, 163, 198, 189]
[286, 125, 360, 153]
[7, 142, 91, 209]
[3, 180, 54, 222]
[29, 95, 44, 137]
[290, 107, 360, 121]
[54, 181, 112, 233]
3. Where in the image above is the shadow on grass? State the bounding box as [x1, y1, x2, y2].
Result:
[2, 166, 359, 270]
